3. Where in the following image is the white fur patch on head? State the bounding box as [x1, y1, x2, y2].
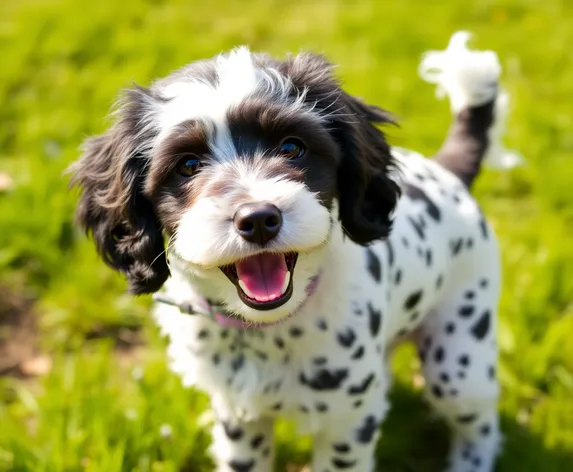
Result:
[150, 46, 303, 161]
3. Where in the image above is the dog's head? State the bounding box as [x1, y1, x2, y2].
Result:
[69, 47, 400, 325]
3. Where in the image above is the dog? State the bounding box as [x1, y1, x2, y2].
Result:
[70, 32, 519, 471]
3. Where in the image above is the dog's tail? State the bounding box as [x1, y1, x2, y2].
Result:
[419, 31, 524, 189]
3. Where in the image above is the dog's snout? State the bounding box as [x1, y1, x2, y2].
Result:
[233, 202, 282, 245]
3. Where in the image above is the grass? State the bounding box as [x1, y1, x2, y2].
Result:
[0, 0, 572, 470]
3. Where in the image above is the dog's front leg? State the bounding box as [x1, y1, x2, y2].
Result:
[210, 416, 274, 472]
[311, 401, 384, 472]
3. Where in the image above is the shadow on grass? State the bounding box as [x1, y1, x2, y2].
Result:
[275, 383, 573, 472]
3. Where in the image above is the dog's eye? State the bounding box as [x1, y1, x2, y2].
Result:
[279, 138, 306, 160]
[177, 157, 202, 177]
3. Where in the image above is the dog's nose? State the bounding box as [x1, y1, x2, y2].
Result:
[233, 202, 283, 245]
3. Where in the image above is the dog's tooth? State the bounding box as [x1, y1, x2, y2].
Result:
[238, 279, 256, 299]
[281, 271, 291, 294]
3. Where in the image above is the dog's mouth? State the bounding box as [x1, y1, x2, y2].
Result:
[220, 252, 298, 311]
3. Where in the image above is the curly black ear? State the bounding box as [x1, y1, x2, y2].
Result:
[68, 87, 169, 294]
[332, 92, 401, 245]
[281, 53, 401, 245]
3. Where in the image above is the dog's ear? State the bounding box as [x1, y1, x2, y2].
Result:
[68, 87, 169, 294]
[332, 91, 401, 245]
[283, 53, 401, 245]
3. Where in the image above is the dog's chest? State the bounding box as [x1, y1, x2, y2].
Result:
[154, 291, 387, 423]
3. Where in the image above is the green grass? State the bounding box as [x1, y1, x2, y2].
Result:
[1, 0, 572, 470]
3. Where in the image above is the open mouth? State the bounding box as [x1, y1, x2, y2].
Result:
[220, 252, 298, 311]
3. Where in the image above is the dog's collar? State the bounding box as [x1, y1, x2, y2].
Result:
[153, 273, 321, 327]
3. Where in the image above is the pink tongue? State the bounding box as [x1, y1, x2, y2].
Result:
[235, 253, 288, 302]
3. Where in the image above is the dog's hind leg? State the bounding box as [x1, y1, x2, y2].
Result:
[210, 416, 275, 472]
[420, 31, 523, 190]
[413, 231, 502, 472]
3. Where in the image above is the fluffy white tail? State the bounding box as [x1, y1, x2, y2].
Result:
[419, 31, 524, 170]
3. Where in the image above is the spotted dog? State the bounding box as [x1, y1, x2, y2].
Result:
[70, 32, 521, 471]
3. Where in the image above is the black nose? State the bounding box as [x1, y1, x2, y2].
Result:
[233, 202, 283, 245]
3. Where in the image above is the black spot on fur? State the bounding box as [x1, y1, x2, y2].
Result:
[316, 402, 328, 412]
[436, 275, 444, 289]
[313, 357, 328, 366]
[445, 323, 456, 334]
[426, 249, 432, 266]
[351, 345, 365, 360]
[459, 354, 470, 366]
[353, 400, 363, 408]
[410, 311, 420, 322]
[394, 269, 402, 285]
[478, 208, 489, 239]
[408, 215, 426, 240]
[480, 424, 492, 436]
[333, 443, 351, 454]
[450, 238, 463, 256]
[355, 415, 379, 444]
[440, 372, 450, 383]
[457, 413, 477, 424]
[367, 303, 382, 337]
[317, 319, 328, 330]
[300, 368, 349, 391]
[488, 365, 496, 380]
[386, 240, 395, 267]
[403, 183, 442, 221]
[432, 384, 443, 398]
[434, 346, 445, 363]
[274, 337, 284, 349]
[365, 248, 381, 283]
[348, 373, 375, 395]
[401, 236, 409, 248]
[271, 402, 282, 411]
[229, 459, 255, 472]
[404, 290, 423, 310]
[458, 371, 466, 379]
[197, 329, 210, 339]
[212, 353, 220, 365]
[232, 354, 245, 372]
[466, 238, 474, 249]
[465, 290, 475, 299]
[251, 434, 264, 449]
[289, 326, 303, 337]
[332, 457, 358, 469]
[337, 328, 356, 348]
[471, 310, 491, 340]
[479, 278, 489, 288]
[459, 305, 475, 318]
[223, 422, 244, 441]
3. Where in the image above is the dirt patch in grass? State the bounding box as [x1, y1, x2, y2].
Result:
[0, 286, 46, 377]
